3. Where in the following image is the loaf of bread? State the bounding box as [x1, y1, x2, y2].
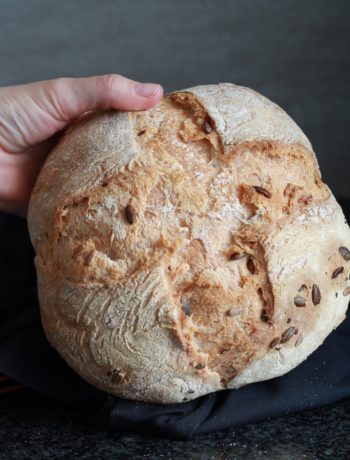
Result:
[28, 83, 350, 404]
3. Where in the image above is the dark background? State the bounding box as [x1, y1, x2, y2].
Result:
[0, 0, 349, 196]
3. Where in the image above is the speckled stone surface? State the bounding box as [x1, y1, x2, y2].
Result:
[0, 389, 349, 459]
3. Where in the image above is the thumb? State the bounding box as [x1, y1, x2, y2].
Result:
[0, 75, 163, 153]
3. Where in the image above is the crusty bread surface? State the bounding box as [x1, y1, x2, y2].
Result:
[28, 83, 350, 403]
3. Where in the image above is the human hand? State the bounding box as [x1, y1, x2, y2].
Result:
[0, 75, 163, 217]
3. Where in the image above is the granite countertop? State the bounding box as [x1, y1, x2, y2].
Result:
[0, 389, 349, 459]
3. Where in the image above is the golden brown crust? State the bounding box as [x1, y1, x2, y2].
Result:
[28, 83, 350, 403]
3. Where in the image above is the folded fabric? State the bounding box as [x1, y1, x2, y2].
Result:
[1, 202, 350, 440]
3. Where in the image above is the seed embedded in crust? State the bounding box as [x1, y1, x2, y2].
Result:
[181, 297, 192, 316]
[226, 308, 243, 317]
[280, 326, 298, 344]
[295, 334, 303, 347]
[247, 257, 256, 274]
[125, 204, 137, 224]
[229, 252, 246, 261]
[339, 247, 350, 261]
[312, 284, 321, 305]
[294, 296, 306, 307]
[287, 318, 292, 323]
[332, 267, 344, 279]
[137, 130, 146, 136]
[253, 185, 272, 198]
[203, 121, 212, 133]
[269, 337, 280, 349]
[343, 286, 350, 296]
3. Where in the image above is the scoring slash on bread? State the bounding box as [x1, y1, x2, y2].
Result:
[28, 83, 350, 404]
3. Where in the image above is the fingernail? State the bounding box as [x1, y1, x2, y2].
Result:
[135, 83, 161, 97]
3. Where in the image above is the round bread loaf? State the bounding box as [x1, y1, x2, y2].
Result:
[28, 83, 350, 404]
